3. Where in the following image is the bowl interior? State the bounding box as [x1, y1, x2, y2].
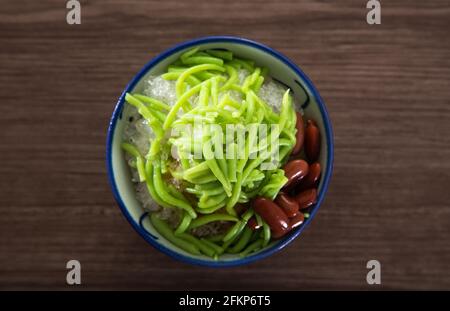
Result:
[108, 38, 333, 267]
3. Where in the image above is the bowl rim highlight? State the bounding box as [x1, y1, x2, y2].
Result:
[106, 36, 334, 267]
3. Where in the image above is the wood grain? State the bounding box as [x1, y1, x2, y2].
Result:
[0, 0, 449, 290]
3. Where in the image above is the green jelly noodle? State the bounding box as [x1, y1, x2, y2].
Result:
[122, 47, 298, 259]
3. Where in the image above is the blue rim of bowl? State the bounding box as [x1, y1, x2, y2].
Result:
[106, 36, 334, 267]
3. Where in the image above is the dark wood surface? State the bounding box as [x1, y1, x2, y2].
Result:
[0, 0, 449, 290]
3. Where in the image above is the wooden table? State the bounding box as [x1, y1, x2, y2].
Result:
[1, 0, 449, 290]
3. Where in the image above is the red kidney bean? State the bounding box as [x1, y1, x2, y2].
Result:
[298, 162, 321, 191]
[252, 197, 290, 238]
[247, 217, 261, 230]
[275, 193, 299, 218]
[290, 213, 305, 229]
[292, 111, 304, 155]
[271, 225, 292, 239]
[283, 159, 309, 189]
[305, 120, 321, 162]
[294, 188, 317, 210]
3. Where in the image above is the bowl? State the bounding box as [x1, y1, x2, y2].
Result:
[106, 36, 334, 267]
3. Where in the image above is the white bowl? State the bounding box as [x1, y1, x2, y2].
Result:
[106, 36, 334, 267]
